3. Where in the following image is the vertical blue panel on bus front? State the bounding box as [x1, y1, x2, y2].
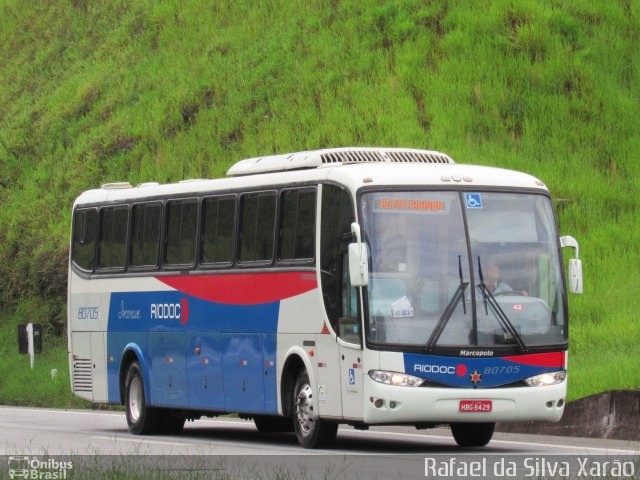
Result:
[187, 333, 224, 410]
[262, 333, 278, 414]
[149, 332, 188, 407]
[222, 334, 265, 414]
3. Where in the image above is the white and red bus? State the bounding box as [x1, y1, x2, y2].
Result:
[68, 147, 582, 448]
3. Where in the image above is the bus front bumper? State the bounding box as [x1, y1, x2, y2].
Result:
[363, 376, 566, 425]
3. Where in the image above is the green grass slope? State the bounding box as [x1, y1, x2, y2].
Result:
[1, 0, 638, 403]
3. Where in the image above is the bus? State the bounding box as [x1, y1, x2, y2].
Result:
[68, 147, 583, 448]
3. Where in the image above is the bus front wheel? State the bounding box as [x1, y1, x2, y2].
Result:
[125, 361, 162, 435]
[292, 371, 338, 449]
[450, 422, 495, 447]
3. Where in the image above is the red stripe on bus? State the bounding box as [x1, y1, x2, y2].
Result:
[503, 352, 564, 368]
[155, 272, 317, 305]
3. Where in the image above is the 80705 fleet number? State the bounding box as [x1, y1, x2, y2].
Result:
[483, 365, 520, 375]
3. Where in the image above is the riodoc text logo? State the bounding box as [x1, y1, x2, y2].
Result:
[150, 298, 189, 325]
[8, 456, 73, 479]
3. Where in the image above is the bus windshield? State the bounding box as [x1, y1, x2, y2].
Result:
[361, 191, 566, 350]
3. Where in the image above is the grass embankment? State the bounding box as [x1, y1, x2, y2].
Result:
[0, 310, 89, 408]
[0, 0, 639, 405]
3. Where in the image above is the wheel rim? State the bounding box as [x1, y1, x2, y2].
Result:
[128, 375, 143, 423]
[295, 383, 314, 436]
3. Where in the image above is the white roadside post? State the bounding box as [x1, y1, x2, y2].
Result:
[26, 323, 35, 369]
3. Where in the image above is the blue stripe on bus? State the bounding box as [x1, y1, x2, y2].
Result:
[403, 352, 565, 388]
[106, 291, 280, 414]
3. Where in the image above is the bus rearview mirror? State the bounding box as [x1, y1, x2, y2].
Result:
[568, 258, 583, 294]
[560, 235, 583, 295]
[348, 242, 369, 287]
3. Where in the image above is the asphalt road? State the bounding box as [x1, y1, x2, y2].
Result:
[1, 406, 638, 479]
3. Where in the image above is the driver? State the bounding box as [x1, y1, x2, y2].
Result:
[485, 262, 513, 295]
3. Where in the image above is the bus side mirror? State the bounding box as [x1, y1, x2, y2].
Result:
[349, 223, 369, 287]
[568, 258, 583, 294]
[560, 235, 583, 294]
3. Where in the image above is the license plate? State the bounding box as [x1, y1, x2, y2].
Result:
[459, 400, 492, 413]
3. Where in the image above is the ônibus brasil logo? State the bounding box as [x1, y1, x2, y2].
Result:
[8, 456, 73, 479]
[150, 298, 189, 325]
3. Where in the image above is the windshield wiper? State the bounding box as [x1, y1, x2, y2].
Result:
[477, 256, 527, 351]
[426, 255, 468, 351]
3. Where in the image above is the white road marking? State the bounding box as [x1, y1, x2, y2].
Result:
[0, 406, 121, 418]
[90, 436, 190, 447]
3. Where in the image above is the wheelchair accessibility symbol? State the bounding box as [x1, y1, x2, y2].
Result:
[348, 368, 356, 385]
[465, 193, 483, 209]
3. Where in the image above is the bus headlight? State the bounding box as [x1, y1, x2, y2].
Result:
[524, 371, 566, 387]
[369, 370, 425, 387]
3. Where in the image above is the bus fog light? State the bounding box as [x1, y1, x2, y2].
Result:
[369, 370, 425, 387]
[374, 399, 384, 408]
[524, 371, 566, 387]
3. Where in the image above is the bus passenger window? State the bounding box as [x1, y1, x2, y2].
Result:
[165, 199, 198, 266]
[72, 209, 97, 271]
[130, 203, 162, 268]
[202, 196, 236, 265]
[279, 189, 316, 261]
[239, 192, 277, 263]
[98, 206, 128, 270]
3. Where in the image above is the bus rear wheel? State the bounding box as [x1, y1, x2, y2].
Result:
[292, 370, 338, 449]
[450, 422, 495, 447]
[125, 361, 162, 435]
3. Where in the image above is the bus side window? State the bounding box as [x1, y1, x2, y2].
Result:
[239, 191, 277, 264]
[72, 208, 98, 271]
[279, 188, 316, 262]
[130, 203, 162, 268]
[165, 199, 198, 267]
[320, 184, 355, 338]
[201, 196, 236, 266]
[98, 206, 128, 271]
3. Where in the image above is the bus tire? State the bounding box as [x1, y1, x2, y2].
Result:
[450, 422, 495, 447]
[125, 361, 162, 435]
[292, 371, 338, 449]
[254, 415, 294, 433]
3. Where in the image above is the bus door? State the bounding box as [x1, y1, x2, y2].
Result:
[338, 256, 364, 420]
[318, 183, 363, 420]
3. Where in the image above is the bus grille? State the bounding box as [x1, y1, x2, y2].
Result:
[73, 358, 93, 393]
[320, 150, 453, 165]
